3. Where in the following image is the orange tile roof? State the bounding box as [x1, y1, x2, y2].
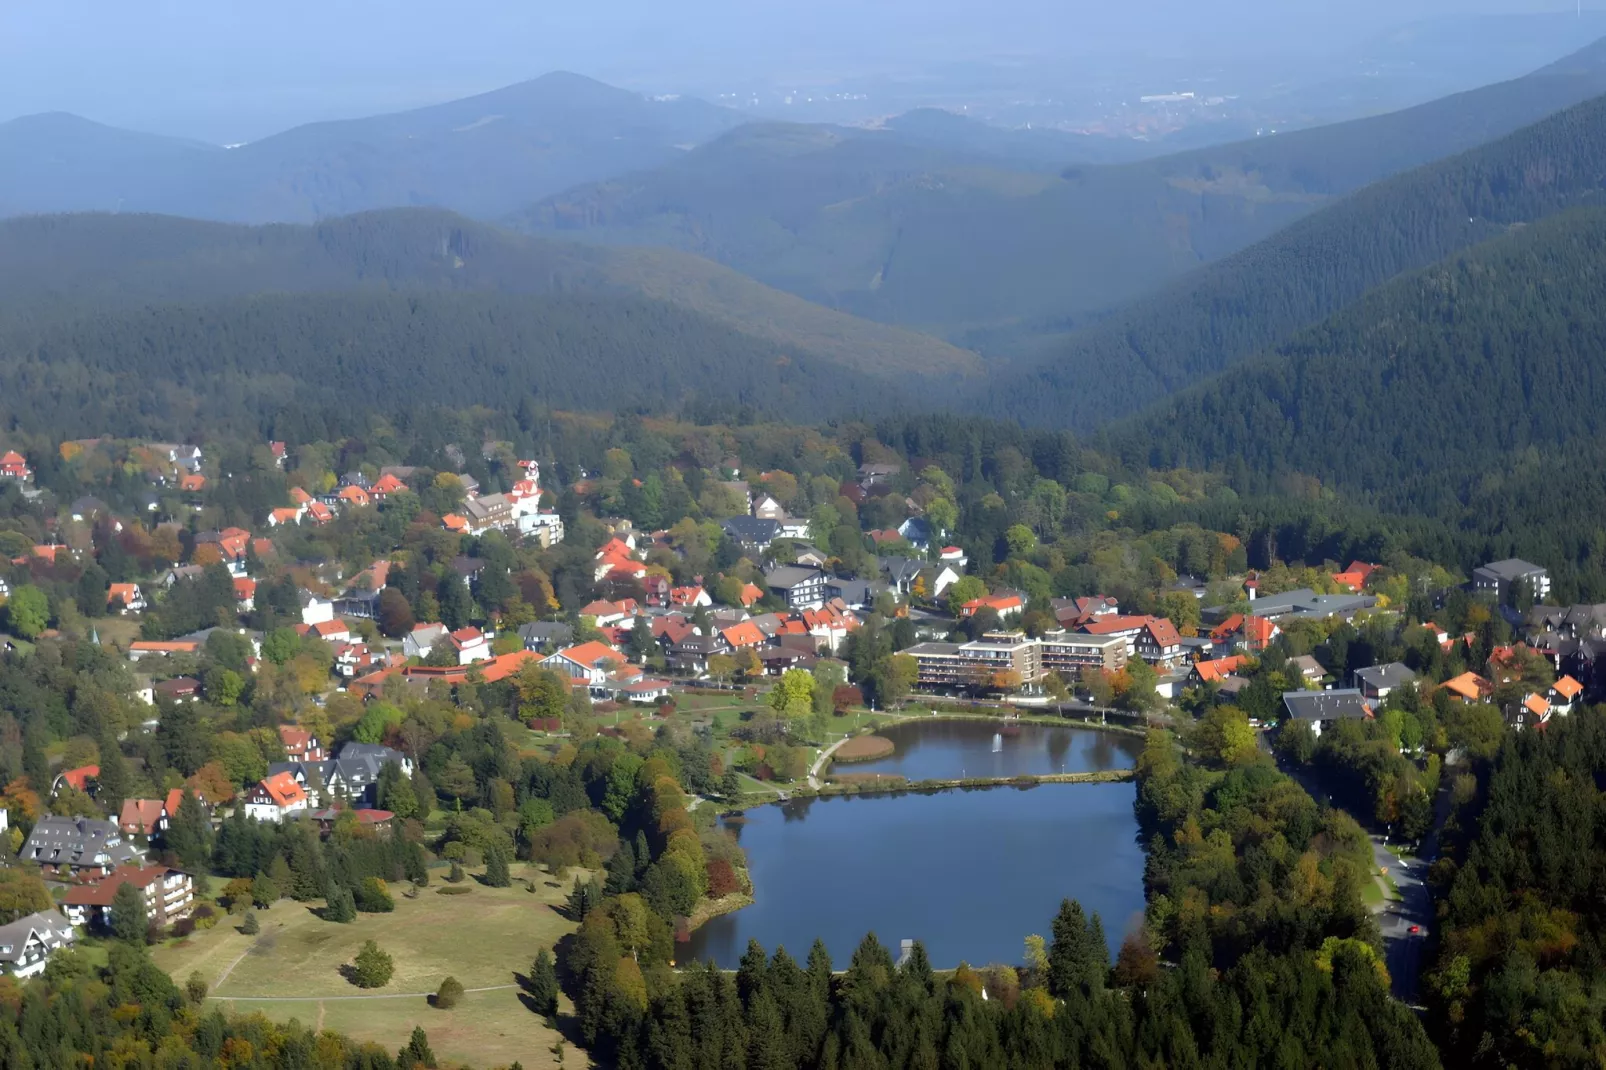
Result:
[107, 583, 141, 606]
[337, 485, 371, 506]
[739, 582, 764, 607]
[310, 620, 348, 638]
[119, 798, 164, 835]
[289, 486, 312, 504]
[372, 474, 408, 495]
[442, 514, 468, 532]
[306, 502, 333, 523]
[555, 641, 624, 669]
[58, 765, 99, 791]
[479, 650, 541, 682]
[1194, 656, 1248, 683]
[63, 864, 179, 906]
[269, 507, 301, 525]
[1146, 618, 1182, 646]
[258, 771, 306, 809]
[1554, 675, 1584, 700]
[129, 640, 200, 653]
[234, 577, 257, 600]
[163, 787, 204, 817]
[1244, 617, 1278, 645]
[179, 473, 207, 492]
[1523, 693, 1551, 718]
[722, 620, 766, 648]
[1441, 672, 1492, 702]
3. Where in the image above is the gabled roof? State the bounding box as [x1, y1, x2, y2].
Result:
[107, 583, 141, 606]
[62, 864, 180, 907]
[553, 641, 624, 670]
[1144, 618, 1181, 647]
[57, 765, 99, 792]
[257, 771, 307, 809]
[1554, 675, 1584, 700]
[1194, 656, 1248, 683]
[118, 799, 164, 835]
[721, 620, 766, 648]
[1441, 672, 1493, 702]
[1523, 693, 1552, 718]
[1282, 689, 1372, 722]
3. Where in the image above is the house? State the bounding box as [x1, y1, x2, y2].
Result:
[63, 864, 194, 929]
[827, 578, 885, 610]
[1331, 561, 1380, 592]
[1192, 656, 1248, 685]
[857, 463, 900, 486]
[1353, 662, 1417, 701]
[234, 577, 257, 611]
[0, 450, 32, 483]
[766, 566, 829, 611]
[752, 494, 786, 521]
[117, 799, 165, 837]
[0, 911, 73, 978]
[448, 627, 493, 665]
[721, 620, 767, 651]
[179, 473, 207, 495]
[106, 583, 146, 614]
[721, 517, 782, 553]
[267, 506, 305, 527]
[789, 545, 831, 570]
[961, 592, 1026, 622]
[593, 539, 647, 582]
[404, 622, 449, 659]
[580, 600, 634, 627]
[305, 502, 334, 525]
[309, 808, 394, 838]
[1440, 672, 1494, 704]
[21, 815, 145, 876]
[1288, 655, 1328, 685]
[52, 765, 99, 797]
[545, 641, 628, 691]
[336, 485, 372, 510]
[518, 621, 575, 651]
[897, 517, 934, 549]
[1551, 674, 1584, 714]
[162, 788, 209, 829]
[302, 619, 351, 645]
[1474, 558, 1551, 603]
[1135, 618, 1185, 668]
[127, 639, 201, 662]
[1281, 690, 1373, 737]
[879, 557, 927, 597]
[289, 486, 313, 506]
[299, 591, 335, 626]
[154, 677, 201, 703]
[269, 441, 288, 468]
[1242, 616, 1280, 654]
[670, 586, 712, 609]
[147, 443, 203, 473]
[739, 582, 764, 608]
[320, 744, 412, 807]
[242, 772, 310, 822]
[1511, 692, 1552, 731]
[278, 724, 324, 762]
[666, 632, 731, 675]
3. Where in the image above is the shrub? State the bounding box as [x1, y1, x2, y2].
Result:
[185, 971, 208, 1004]
[355, 877, 395, 913]
[447, 862, 464, 883]
[171, 917, 197, 939]
[192, 903, 219, 930]
[434, 976, 464, 1009]
[351, 940, 394, 988]
[437, 886, 473, 896]
[705, 858, 740, 898]
[240, 911, 260, 935]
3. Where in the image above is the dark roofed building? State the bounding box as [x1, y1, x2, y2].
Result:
[1353, 662, 1417, 700]
[721, 516, 782, 551]
[1282, 689, 1373, 737]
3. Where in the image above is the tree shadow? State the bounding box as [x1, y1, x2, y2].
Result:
[337, 963, 360, 986]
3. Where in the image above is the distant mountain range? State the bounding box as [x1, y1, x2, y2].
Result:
[513, 36, 1606, 344]
[0, 73, 742, 223]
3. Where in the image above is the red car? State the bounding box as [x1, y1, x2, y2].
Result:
[1408, 925, 1421, 934]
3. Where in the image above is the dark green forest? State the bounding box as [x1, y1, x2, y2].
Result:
[1428, 706, 1606, 1067]
[986, 90, 1606, 428]
[0, 287, 897, 441]
[1107, 206, 1606, 520]
[0, 209, 976, 379]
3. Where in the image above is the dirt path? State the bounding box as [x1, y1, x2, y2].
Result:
[315, 1002, 326, 1033]
[211, 983, 521, 1002]
[212, 944, 256, 991]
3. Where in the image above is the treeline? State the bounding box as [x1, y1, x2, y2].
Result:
[1427, 705, 1606, 1067]
[0, 286, 894, 441]
[986, 90, 1606, 428]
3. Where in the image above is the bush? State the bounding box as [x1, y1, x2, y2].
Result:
[434, 976, 464, 1009]
[447, 862, 464, 883]
[351, 940, 394, 989]
[171, 917, 197, 939]
[355, 877, 395, 913]
[437, 886, 473, 896]
[705, 858, 740, 898]
[192, 904, 219, 930]
[240, 911, 260, 935]
[185, 971, 208, 1004]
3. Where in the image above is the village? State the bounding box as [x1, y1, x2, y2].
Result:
[0, 431, 1591, 995]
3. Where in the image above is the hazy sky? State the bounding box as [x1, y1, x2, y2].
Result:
[0, 0, 1591, 140]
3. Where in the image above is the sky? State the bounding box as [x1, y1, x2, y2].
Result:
[0, 1, 1593, 141]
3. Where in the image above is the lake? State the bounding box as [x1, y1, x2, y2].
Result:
[838, 718, 1144, 781]
[683, 779, 1146, 969]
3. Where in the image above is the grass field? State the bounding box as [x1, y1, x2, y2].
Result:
[153, 868, 581, 1069]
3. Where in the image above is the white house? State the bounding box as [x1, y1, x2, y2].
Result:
[241, 772, 310, 822]
[299, 592, 335, 626]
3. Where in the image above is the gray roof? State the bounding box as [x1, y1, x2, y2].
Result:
[1223, 588, 1377, 621]
[827, 578, 883, 607]
[721, 516, 781, 544]
[1282, 689, 1371, 722]
[0, 911, 73, 964]
[518, 621, 575, 647]
[22, 815, 144, 869]
[1288, 654, 1328, 678]
[1354, 662, 1417, 691]
[905, 642, 962, 656]
[765, 565, 824, 591]
[879, 557, 926, 585]
[1477, 558, 1547, 580]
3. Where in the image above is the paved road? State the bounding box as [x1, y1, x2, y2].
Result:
[211, 983, 519, 1002]
[1261, 728, 1447, 1005]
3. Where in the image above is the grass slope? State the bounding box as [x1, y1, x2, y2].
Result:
[986, 90, 1606, 428]
[154, 871, 575, 1069]
[512, 36, 1606, 339]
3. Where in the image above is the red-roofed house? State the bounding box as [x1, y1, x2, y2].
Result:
[117, 799, 164, 837]
[0, 450, 32, 482]
[545, 641, 626, 689]
[305, 501, 334, 525]
[288, 486, 312, 505]
[370, 473, 408, 499]
[449, 627, 493, 665]
[242, 772, 309, 822]
[304, 619, 351, 644]
[267, 506, 304, 527]
[1243, 616, 1280, 654]
[671, 585, 712, 608]
[234, 576, 257, 610]
[960, 593, 1025, 621]
[52, 766, 99, 797]
[1192, 656, 1249, 685]
[162, 788, 209, 828]
[739, 582, 764, 608]
[179, 473, 207, 494]
[1440, 672, 1493, 704]
[269, 441, 287, 468]
[106, 583, 146, 614]
[278, 724, 324, 762]
[579, 600, 632, 627]
[441, 513, 469, 533]
[62, 864, 194, 929]
[336, 485, 371, 509]
[1331, 561, 1380, 592]
[721, 620, 766, 650]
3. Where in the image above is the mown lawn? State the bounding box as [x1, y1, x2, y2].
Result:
[153, 866, 580, 1068]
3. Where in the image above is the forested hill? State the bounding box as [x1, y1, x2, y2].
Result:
[0, 209, 979, 378]
[0, 288, 895, 441]
[1103, 206, 1606, 530]
[0, 72, 741, 223]
[982, 90, 1606, 428]
[513, 36, 1606, 340]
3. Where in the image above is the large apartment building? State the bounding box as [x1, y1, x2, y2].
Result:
[907, 629, 1128, 693]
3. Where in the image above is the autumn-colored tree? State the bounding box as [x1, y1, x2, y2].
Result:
[734, 647, 763, 680]
[189, 761, 236, 804]
[191, 543, 224, 567]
